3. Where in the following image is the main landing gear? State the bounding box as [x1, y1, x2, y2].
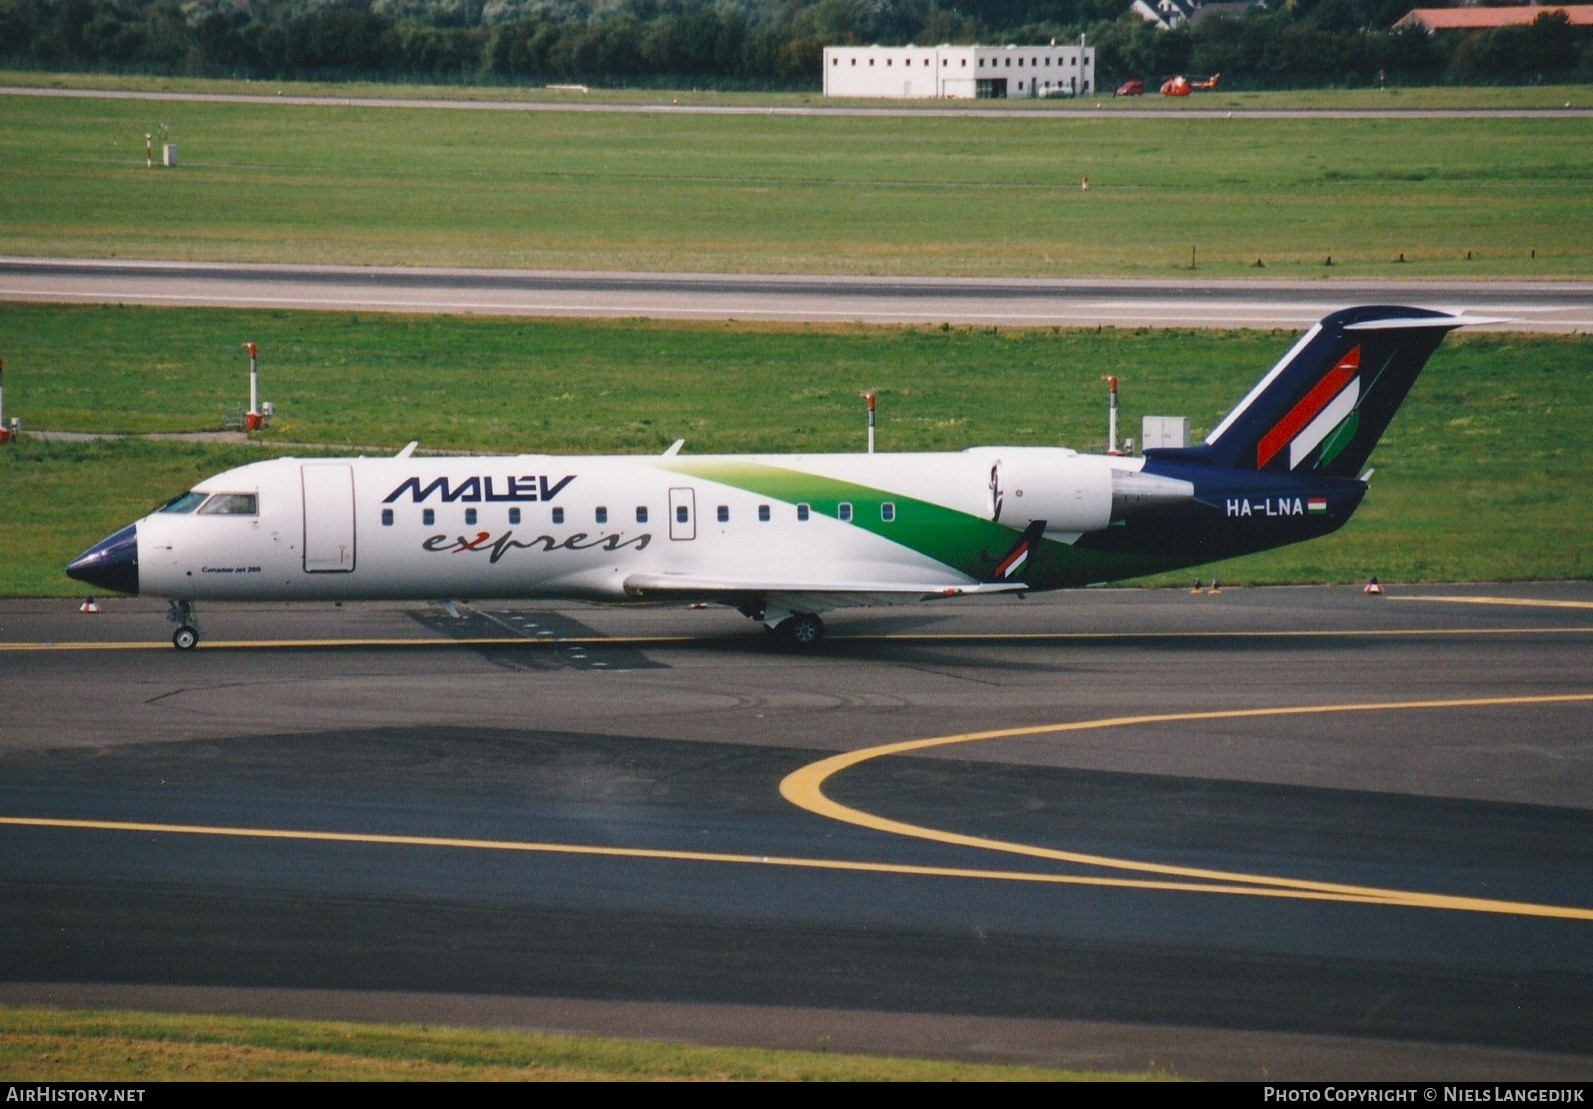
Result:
[740, 602, 826, 648]
[168, 600, 201, 650]
[774, 612, 825, 647]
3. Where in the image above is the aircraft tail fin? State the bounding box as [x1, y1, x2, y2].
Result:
[1180, 306, 1473, 480]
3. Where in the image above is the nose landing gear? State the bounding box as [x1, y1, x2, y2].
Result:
[168, 600, 201, 650]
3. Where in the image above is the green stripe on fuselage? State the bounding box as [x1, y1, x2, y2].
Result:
[657, 458, 1137, 589]
[659, 459, 1018, 579]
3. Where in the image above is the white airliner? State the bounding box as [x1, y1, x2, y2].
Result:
[67, 306, 1478, 649]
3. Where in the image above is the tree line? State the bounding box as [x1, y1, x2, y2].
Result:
[2, 0, 1588, 89]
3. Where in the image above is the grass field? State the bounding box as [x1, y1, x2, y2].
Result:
[1, 84, 1589, 278]
[0, 1007, 1165, 1081]
[3, 303, 1586, 597]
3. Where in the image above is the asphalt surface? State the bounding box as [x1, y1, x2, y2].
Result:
[3, 257, 1589, 332]
[1, 581, 1589, 1080]
[7, 84, 1593, 121]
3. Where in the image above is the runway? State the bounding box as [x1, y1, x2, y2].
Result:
[1, 581, 1589, 1080]
[3, 257, 1590, 333]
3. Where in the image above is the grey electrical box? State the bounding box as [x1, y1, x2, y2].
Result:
[163, 144, 178, 167]
[1141, 416, 1190, 450]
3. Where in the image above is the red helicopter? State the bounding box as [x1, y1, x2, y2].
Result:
[1160, 73, 1220, 96]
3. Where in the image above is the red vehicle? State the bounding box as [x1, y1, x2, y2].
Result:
[1115, 79, 1145, 97]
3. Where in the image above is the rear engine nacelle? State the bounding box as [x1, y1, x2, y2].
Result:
[989, 448, 1114, 535]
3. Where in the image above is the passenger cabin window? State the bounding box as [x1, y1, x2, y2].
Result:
[465, 508, 477, 526]
[758, 504, 771, 522]
[676, 505, 689, 524]
[881, 502, 896, 522]
[509, 508, 521, 525]
[552, 508, 565, 525]
[838, 503, 852, 522]
[595, 507, 608, 524]
[797, 504, 810, 521]
[197, 493, 258, 516]
[158, 491, 208, 514]
[423, 508, 435, 526]
[636, 506, 648, 523]
[381, 508, 394, 527]
[716, 506, 729, 523]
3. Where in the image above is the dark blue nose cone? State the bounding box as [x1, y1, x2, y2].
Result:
[66, 524, 140, 595]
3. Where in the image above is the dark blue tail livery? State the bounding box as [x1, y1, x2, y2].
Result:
[1170, 306, 1467, 479]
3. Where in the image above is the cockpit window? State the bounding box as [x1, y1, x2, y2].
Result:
[157, 491, 208, 514]
[197, 493, 259, 516]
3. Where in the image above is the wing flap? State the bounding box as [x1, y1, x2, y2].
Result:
[622, 572, 1025, 612]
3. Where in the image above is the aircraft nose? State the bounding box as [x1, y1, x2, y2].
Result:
[66, 524, 140, 595]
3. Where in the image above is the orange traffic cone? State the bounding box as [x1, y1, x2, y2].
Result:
[1364, 577, 1383, 595]
[1190, 579, 1203, 594]
[1208, 579, 1221, 594]
[80, 597, 100, 613]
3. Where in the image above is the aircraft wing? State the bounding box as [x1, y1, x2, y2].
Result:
[621, 572, 1027, 613]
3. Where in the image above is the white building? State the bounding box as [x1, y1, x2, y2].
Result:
[823, 43, 1096, 100]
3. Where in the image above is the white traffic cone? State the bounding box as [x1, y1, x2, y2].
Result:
[1364, 577, 1383, 595]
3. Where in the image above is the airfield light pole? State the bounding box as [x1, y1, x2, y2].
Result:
[1103, 375, 1121, 455]
[862, 391, 877, 453]
[243, 342, 262, 431]
[0, 357, 7, 443]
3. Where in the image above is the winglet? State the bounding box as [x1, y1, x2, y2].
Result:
[990, 520, 1047, 583]
[663, 439, 685, 457]
[396, 441, 419, 459]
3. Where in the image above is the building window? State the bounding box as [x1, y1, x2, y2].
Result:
[552, 507, 564, 524]
[758, 504, 770, 522]
[838, 503, 852, 522]
[797, 504, 810, 521]
[881, 503, 896, 522]
[422, 508, 435, 526]
[595, 507, 608, 524]
[717, 505, 729, 523]
[381, 508, 393, 526]
[636, 506, 648, 523]
[509, 507, 521, 525]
